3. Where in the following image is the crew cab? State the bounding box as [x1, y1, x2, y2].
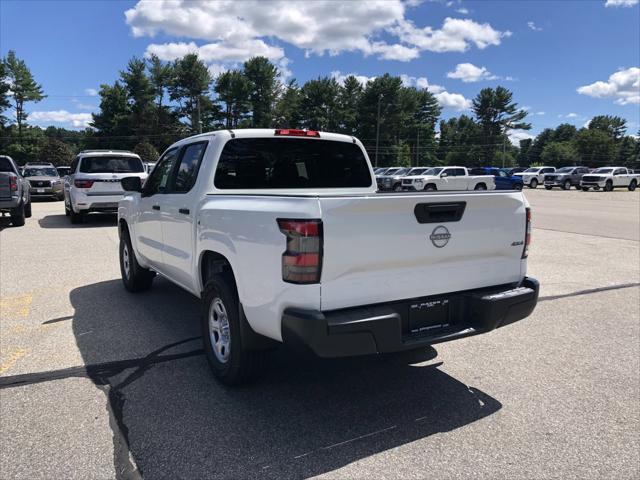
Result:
[118, 129, 539, 385]
[580, 167, 639, 191]
[64, 150, 147, 223]
[544, 166, 590, 190]
[401, 166, 495, 191]
[0, 155, 32, 226]
[513, 167, 556, 189]
[469, 167, 523, 190]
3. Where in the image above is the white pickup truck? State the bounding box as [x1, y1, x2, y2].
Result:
[513, 166, 556, 189]
[118, 129, 539, 385]
[400, 166, 495, 191]
[580, 167, 639, 192]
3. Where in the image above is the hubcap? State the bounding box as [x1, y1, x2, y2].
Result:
[122, 243, 130, 278]
[208, 298, 231, 363]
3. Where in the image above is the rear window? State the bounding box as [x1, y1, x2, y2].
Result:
[79, 156, 144, 174]
[214, 138, 372, 189]
[0, 158, 15, 173]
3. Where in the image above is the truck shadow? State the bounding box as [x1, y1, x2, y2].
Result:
[38, 213, 117, 229]
[70, 278, 502, 479]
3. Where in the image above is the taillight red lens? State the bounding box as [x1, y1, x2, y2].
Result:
[74, 179, 94, 188]
[522, 207, 531, 258]
[275, 129, 320, 138]
[277, 219, 323, 284]
[9, 173, 18, 191]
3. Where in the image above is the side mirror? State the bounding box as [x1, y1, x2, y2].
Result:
[121, 176, 142, 192]
[441, 172, 448, 177]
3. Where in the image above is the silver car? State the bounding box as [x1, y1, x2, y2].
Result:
[22, 165, 64, 200]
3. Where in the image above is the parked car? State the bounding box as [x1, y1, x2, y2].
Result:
[373, 167, 388, 175]
[22, 165, 64, 200]
[118, 128, 538, 385]
[377, 167, 415, 191]
[502, 167, 527, 176]
[401, 166, 495, 191]
[514, 166, 556, 189]
[56, 166, 71, 177]
[543, 166, 590, 190]
[0, 155, 32, 226]
[469, 167, 523, 190]
[64, 150, 147, 224]
[580, 167, 639, 191]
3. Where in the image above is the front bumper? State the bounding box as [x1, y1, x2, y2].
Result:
[580, 181, 606, 188]
[30, 186, 62, 197]
[282, 277, 539, 357]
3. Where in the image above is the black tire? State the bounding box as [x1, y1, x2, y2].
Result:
[70, 210, 84, 224]
[24, 201, 32, 218]
[56, 193, 64, 201]
[474, 183, 487, 190]
[562, 180, 571, 190]
[582, 187, 590, 191]
[10, 203, 25, 227]
[545, 185, 552, 190]
[514, 183, 523, 191]
[629, 180, 637, 192]
[604, 180, 613, 192]
[425, 184, 437, 191]
[201, 276, 267, 385]
[529, 178, 538, 189]
[393, 183, 402, 192]
[119, 228, 155, 293]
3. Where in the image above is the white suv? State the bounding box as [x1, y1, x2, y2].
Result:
[64, 150, 147, 223]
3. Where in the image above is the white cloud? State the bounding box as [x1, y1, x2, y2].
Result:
[566, 112, 579, 118]
[509, 130, 535, 145]
[577, 67, 640, 105]
[30, 110, 93, 128]
[126, 1, 510, 64]
[605, 0, 638, 7]
[456, 8, 469, 14]
[399, 74, 445, 93]
[331, 71, 375, 86]
[207, 63, 228, 79]
[447, 62, 498, 82]
[71, 98, 98, 111]
[84, 88, 98, 96]
[527, 21, 542, 31]
[144, 39, 285, 64]
[536, 111, 546, 115]
[434, 91, 472, 111]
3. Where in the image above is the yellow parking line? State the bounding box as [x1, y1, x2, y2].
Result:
[0, 347, 28, 375]
[0, 293, 33, 319]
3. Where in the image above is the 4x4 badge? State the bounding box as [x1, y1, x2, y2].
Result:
[430, 225, 451, 248]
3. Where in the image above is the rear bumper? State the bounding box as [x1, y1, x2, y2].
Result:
[0, 197, 20, 211]
[72, 191, 124, 213]
[282, 277, 539, 358]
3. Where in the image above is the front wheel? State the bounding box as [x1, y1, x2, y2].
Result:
[514, 183, 523, 191]
[604, 180, 613, 192]
[393, 184, 402, 192]
[529, 179, 538, 189]
[119, 229, 155, 293]
[202, 276, 267, 385]
[563, 180, 571, 190]
[425, 184, 437, 191]
[629, 180, 637, 191]
[545, 186, 552, 190]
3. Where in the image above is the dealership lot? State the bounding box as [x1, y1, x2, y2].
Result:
[1, 189, 638, 479]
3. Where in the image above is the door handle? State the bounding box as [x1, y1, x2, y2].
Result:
[152, 205, 160, 210]
[179, 208, 190, 215]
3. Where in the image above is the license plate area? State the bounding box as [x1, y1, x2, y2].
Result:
[408, 297, 451, 335]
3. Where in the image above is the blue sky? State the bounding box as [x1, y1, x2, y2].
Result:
[1, 0, 639, 141]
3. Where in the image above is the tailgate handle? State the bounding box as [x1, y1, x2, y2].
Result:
[152, 205, 160, 211]
[414, 202, 466, 224]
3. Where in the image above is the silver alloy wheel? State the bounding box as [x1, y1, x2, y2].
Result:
[122, 242, 131, 279]
[209, 298, 231, 363]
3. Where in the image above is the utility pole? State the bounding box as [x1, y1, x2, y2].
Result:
[374, 94, 383, 167]
[415, 128, 420, 167]
[196, 96, 202, 134]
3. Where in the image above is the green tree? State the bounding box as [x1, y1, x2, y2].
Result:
[336, 76, 363, 135]
[438, 115, 482, 166]
[147, 54, 173, 109]
[215, 70, 252, 128]
[40, 138, 74, 165]
[299, 77, 340, 131]
[472, 86, 530, 163]
[133, 141, 160, 163]
[573, 128, 617, 166]
[243, 57, 279, 128]
[527, 128, 554, 165]
[402, 87, 441, 165]
[273, 80, 302, 128]
[540, 141, 580, 167]
[120, 57, 156, 139]
[553, 123, 578, 142]
[3, 50, 46, 143]
[588, 115, 627, 140]
[517, 138, 533, 167]
[170, 54, 212, 133]
[617, 136, 638, 166]
[0, 61, 11, 127]
[90, 82, 131, 149]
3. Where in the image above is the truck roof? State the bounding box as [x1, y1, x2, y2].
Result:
[78, 150, 140, 158]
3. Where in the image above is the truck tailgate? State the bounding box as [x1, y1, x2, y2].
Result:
[319, 192, 527, 311]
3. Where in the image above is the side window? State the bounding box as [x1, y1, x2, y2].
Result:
[614, 168, 625, 175]
[143, 148, 180, 196]
[455, 168, 466, 176]
[171, 142, 207, 193]
[441, 169, 452, 177]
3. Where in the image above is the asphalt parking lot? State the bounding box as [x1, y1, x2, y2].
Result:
[1, 189, 638, 480]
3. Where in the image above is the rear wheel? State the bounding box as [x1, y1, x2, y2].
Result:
[629, 180, 637, 191]
[10, 203, 25, 227]
[529, 178, 538, 189]
[119, 228, 155, 293]
[474, 183, 487, 190]
[604, 180, 613, 192]
[563, 180, 571, 190]
[202, 276, 267, 385]
[70, 210, 84, 224]
[24, 201, 32, 218]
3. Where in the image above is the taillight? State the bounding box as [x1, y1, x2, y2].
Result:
[9, 173, 18, 191]
[74, 179, 94, 188]
[522, 207, 531, 258]
[277, 219, 323, 284]
[275, 129, 320, 138]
